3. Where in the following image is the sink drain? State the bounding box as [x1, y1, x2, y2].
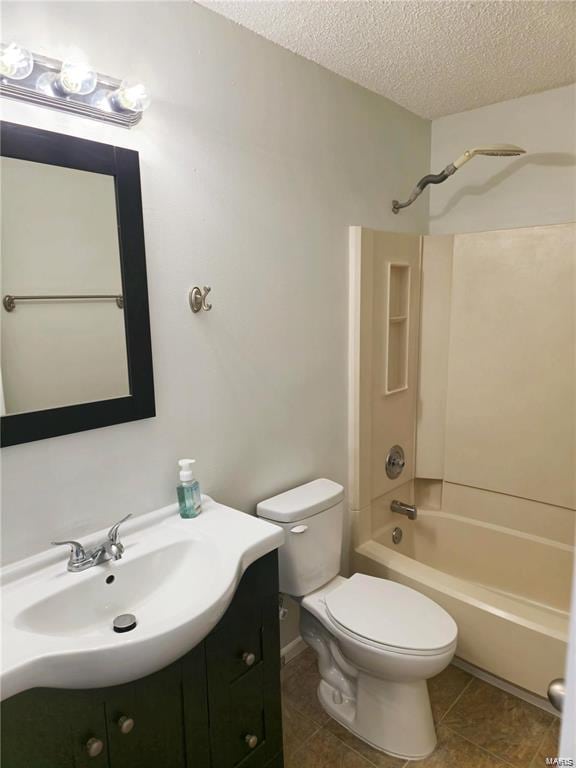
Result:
[113, 614, 137, 633]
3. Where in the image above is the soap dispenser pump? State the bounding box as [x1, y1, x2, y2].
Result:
[177, 459, 202, 518]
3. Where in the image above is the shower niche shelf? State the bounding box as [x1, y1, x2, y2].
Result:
[384, 263, 411, 395]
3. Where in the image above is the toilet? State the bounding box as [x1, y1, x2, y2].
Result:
[257, 478, 457, 761]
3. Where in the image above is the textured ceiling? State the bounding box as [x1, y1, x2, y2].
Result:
[197, 0, 576, 119]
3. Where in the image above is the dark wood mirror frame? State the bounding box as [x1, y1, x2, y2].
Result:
[1, 122, 155, 447]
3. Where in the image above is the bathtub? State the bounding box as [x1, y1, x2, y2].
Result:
[353, 509, 573, 697]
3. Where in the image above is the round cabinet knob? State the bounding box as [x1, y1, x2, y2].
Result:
[85, 737, 104, 758]
[242, 652, 256, 667]
[117, 715, 135, 734]
[245, 734, 259, 750]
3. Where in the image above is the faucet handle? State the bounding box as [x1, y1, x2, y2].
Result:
[107, 514, 132, 544]
[51, 540, 86, 564]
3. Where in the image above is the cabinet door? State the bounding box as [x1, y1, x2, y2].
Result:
[182, 643, 210, 768]
[1, 688, 110, 768]
[104, 662, 185, 768]
[71, 692, 110, 768]
[261, 593, 283, 763]
[207, 594, 283, 768]
[207, 663, 266, 768]
[1, 689, 75, 768]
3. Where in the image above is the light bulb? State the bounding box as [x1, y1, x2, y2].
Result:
[113, 81, 151, 113]
[35, 71, 59, 96]
[0, 42, 34, 80]
[58, 61, 97, 95]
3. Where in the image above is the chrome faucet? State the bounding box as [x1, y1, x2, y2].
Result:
[390, 500, 417, 521]
[52, 514, 132, 572]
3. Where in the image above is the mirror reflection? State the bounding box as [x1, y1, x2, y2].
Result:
[1, 157, 130, 415]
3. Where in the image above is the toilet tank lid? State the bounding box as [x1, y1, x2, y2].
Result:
[257, 479, 344, 522]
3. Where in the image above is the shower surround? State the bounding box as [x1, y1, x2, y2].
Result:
[349, 223, 575, 698]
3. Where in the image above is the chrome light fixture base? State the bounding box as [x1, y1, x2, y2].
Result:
[0, 51, 143, 128]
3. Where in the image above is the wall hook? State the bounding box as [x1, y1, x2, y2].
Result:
[189, 286, 212, 313]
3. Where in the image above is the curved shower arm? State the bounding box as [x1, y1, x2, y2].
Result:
[392, 144, 525, 214]
[392, 164, 457, 213]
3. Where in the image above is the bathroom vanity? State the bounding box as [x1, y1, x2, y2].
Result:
[1, 497, 285, 768]
[1, 550, 283, 768]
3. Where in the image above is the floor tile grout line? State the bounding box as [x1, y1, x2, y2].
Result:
[439, 677, 555, 766]
[324, 726, 377, 768]
[290, 722, 379, 768]
[529, 717, 558, 768]
[282, 704, 323, 759]
[436, 676, 475, 725]
[281, 698, 328, 734]
[531, 721, 551, 765]
[326, 722, 407, 768]
[442, 724, 520, 767]
[283, 658, 554, 768]
[285, 722, 322, 762]
[326, 728, 375, 767]
[320, 724, 377, 767]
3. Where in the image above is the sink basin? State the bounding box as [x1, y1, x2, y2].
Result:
[16, 540, 208, 637]
[1, 497, 284, 700]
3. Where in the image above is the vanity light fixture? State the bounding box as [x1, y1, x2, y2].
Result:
[0, 42, 150, 128]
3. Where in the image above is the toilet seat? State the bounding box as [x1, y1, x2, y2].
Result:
[325, 574, 457, 656]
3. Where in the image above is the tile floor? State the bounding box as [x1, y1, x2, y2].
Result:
[281, 649, 560, 768]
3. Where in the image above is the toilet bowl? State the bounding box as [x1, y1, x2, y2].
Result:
[257, 479, 458, 760]
[299, 574, 457, 759]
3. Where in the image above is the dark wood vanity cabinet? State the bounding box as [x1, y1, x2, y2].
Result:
[1, 551, 283, 768]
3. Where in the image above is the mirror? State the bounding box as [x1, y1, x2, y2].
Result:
[1, 122, 155, 446]
[1, 158, 130, 413]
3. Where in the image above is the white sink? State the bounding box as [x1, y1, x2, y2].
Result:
[1, 496, 284, 700]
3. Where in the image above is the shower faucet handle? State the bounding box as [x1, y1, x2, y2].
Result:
[385, 445, 406, 479]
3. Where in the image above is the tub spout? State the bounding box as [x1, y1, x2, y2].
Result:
[391, 500, 417, 520]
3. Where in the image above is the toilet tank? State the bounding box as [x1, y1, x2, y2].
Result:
[256, 479, 344, 596]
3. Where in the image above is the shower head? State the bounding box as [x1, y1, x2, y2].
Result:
[452, 144, 526, 169]
[392, 143, 526, 213]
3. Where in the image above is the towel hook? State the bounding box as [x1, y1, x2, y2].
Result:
[189, 286, 212, 313]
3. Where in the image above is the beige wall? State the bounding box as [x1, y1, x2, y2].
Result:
[417, 223, 576, 516]
[415, 235, 452, 479]
[430, 84, 576, 235]
[1, 158, 129, 414]
[444, 224, 575, 510]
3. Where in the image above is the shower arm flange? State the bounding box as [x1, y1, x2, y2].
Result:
[392, 163, 457, 214]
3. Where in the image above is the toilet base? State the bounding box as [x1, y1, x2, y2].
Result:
[317, 675, 437, 761]
[299, 592, 450, 760]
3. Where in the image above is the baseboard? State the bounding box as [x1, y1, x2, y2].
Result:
[453, 656, 559, 717]
[281, 636, 307, 665]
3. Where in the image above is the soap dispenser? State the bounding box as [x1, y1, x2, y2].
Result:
[177, 459, 202, 518]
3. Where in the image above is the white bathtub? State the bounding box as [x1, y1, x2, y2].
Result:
[354, 509, 573, 697]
